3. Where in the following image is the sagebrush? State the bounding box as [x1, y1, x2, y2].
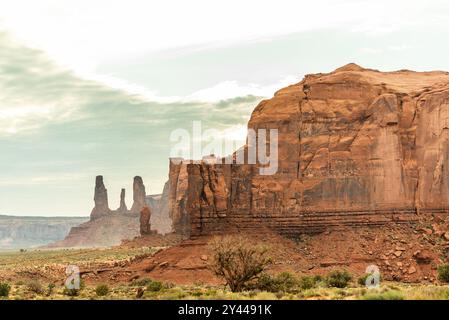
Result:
[209, 235, 272, 292]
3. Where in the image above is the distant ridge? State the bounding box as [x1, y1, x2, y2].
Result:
[0, 215, 88, 249]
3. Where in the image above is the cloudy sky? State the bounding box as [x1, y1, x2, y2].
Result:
[1, 0, 449, 216]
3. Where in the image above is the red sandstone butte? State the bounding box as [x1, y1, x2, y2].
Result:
[168, 64, 449, 238]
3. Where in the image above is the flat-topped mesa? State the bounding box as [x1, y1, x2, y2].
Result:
[115, 188, 128, 214]
[168, 64, 449, 238]
[130, 176, 147, 215]
[90, 176, 111, 220]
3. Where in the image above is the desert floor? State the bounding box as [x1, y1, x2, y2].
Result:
[1, 243, 449, 300]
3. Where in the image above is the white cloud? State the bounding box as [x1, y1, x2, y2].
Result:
[1, 0, 446, 74]
[81, 72, 299, 103]
[0, 105, 50, 119]
[0, 105, 51, 135]
[184, 76, 299, 102]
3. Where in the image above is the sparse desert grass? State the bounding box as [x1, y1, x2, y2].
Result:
[0, 246, 157, 269]
[3, 280, 449, 300]
[26, 280, 44, 294]
[4, 247, 449, 300]
[361, 289, 404, 300]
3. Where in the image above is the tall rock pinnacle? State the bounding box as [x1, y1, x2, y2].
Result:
[90, 176, 111, 220]
[130, 176, 147, 214]
[139, 206, 152, 235]
[116, 188, 128, 214]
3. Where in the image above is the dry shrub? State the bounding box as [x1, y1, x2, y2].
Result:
[209, 235, 272, 292]
[26, 280, 44, 294]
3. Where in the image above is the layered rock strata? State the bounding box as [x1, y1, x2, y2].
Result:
[169, 64, 449, 238]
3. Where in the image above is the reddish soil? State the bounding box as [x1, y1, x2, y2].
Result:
[88, 213, 449, 286]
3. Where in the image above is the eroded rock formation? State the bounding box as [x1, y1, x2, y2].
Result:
[130, 176, 147, 215]
[139, 206, 152, 235]
[90, 176, 111, 220]
[116, 188, 128, 214]
[169, 64, 449, 238]
[53, 175, 172, 248]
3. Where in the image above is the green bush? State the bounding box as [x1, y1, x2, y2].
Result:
[298, 276, 316, 290]
[147, 281, 163, 292]
[253, 273, 276, 291]
[47, 283, 56, 296]
[252, 272, 298, 293]
[95, 284, 109, 296]
[0, 282, 11, 297]
[438, 264, 449, 283]
[358, 274, 369, 286]
[275, 272, 297, 292]
[130, 278, 153, 287]
[326, 270, 352, 288]
[26, 280, 44, 294]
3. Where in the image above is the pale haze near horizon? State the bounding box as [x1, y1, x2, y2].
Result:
[0, 0, 449, 216]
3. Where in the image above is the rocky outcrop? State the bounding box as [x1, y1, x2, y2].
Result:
[90, 176, 111, 220]
[169, 64, 449, 238]
[130, 176, 147, 215]
[116, 188, 128, 214]
[139, 206, 152, 235]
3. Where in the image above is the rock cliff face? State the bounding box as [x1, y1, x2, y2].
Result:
[169, 64, 449, 238]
